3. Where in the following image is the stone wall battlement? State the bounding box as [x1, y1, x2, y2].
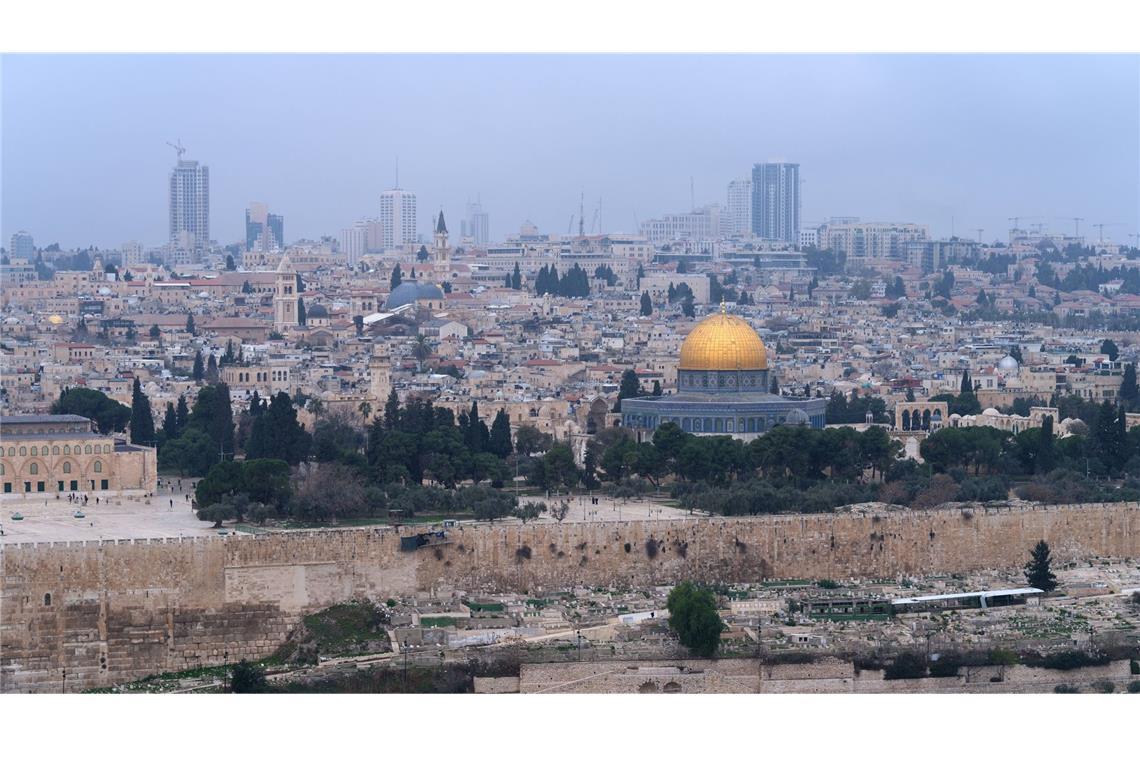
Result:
[3, 502, 1138, 692]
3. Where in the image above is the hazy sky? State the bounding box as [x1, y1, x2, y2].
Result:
[2, 54, 1138, 249]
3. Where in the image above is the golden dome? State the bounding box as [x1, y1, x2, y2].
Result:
[47, 314, 64, 325]
[678, 311, 768, 371]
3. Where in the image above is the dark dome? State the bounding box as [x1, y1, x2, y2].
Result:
[306, 303, 329, 318]
[386, 281, 444, 309]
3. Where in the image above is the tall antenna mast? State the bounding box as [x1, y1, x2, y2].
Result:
[395, 156, 399, 188]
[578, 191, 585, 238]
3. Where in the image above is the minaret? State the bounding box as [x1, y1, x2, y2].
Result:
[273, 253, 299, 332]
[369, 344, 391, 403]
[433, 210, 450, 278]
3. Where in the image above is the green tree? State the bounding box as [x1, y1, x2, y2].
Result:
[1037, 415, 1056, 473]
[514, 425, 553, 457]
[225, 254, 236, 271]
[230, 660, 269, 693]
[51, 387, 131, 434]
[192, 350, 205, 382]
[158, 427, 216, 476]
[1100, 338, 1119, 362]
[614, 368, 642, 412]
[390, 263, 403, 290]
[640, 291, 653, 316]
[185, 313, 196, 335]
[681, 296, 695, 318]
[511, 261, 522, 290]
[666, 581, 724, 657]
[246, 391, 312, 465]
[297, 297, 307, 326]
[162, 402, 179, 442]
[129, 377, 156, 445]
[1120, 364, 1138, 407]
[1024, 540, 1058, 592]
[489, 408, 513, 458]
[513, 500, 547, 524]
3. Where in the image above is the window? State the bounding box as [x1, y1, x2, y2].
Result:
[6, 447, 13, 456]
[3, 483, 11, 493]
[52, 446, 60, 455]
[36, 481, 45, 492]
[24, 482, 31, 493]
[58, 481, 65, 492]
[63, 462, 71, 474]
[19, 447, 26, 456]
[29, 446, 38, 456]
[84, 445, 92, 454]
[70, 480, 77, 491]
[29, 463, 38, 475]
[44, 593, 51, 607]
[101, 479, 109, 490]
[93, 461, 103, 473]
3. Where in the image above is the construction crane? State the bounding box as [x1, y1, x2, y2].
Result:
[1008, 215, 1042, 230]
[1092, 223, 1125, 242]
[1058, 216, 1085, 237]
[166, 139, 186, 160]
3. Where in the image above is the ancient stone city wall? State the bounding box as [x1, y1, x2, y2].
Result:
[2, 502, 1137, 693]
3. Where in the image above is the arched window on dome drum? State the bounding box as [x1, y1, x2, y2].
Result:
[93, 461, 103, 473]
[63, 445, 70, 454]
[53, 446, 60, 455]
[29, 463, 38, 475]
[63, 462, 71, 473]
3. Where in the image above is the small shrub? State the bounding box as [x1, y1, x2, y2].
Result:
[515, 545, 532, 560]
[1094, 680, 1115, 694]
[817, 579, 840, 590]
[623, 542, 631, 553]
[1054, 684, 1080, 694]
[1127, 681, 1140, 693]
[1130, 659, 1139, 675]
[884, 652, 927, 680]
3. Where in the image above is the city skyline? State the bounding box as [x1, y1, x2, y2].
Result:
[2, 54, 1138, 250]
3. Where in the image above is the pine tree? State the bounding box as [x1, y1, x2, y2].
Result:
[186, 313, 196, 335]
[297, 297, 307, 325]
[614, 369, 642, 412]
[390, 263, 403, 290]
[1100, 338, 1119, 362]
[504, 272, 513, 288]
[511, 262, 522, 290]
[652, 380, 662, 396]
[681, 297, 695, 318]
[206, 354, 219, 383]
[192, 350, 205, 382]
[130, 377, 155, 445]
[1024, 540, 1057, 592]
[640, 291, 653, 316]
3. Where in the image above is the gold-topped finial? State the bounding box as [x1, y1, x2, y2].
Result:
[720, 297, 727, 314]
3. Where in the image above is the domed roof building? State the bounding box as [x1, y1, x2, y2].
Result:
[621, 309, 826, 440]
[385, 281, 445, 310]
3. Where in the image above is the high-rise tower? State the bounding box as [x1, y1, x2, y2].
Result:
[379, 188, 417, 248]
[751, 162, 800, 244]
[169, 156, 210, 251]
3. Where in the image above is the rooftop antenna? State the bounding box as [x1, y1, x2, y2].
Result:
[395, 156, 399, 189]
[166, 139, 186, 161]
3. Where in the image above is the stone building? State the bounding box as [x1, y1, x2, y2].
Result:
[0, 414, 157, 495]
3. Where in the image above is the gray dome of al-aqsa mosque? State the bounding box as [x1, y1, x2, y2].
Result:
[385, 281, 444, 310]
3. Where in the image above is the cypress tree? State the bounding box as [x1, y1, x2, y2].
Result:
[640, 291, 653, 316]
[1024, 540, 1057, 592]
[959, 369, 973, 396]
[129, 377, 156, 445]
[176, 395, 190, 430]
[297, 297, 307, 325]
[206, 354, 219, 383]
[1037, 415, 1055, 473]
[162, 402, 178, 440]
[1120, 363, 1138, 407]
[489, 408, 513, 458]
[383, 389, 400, 430]
[186, 313, 196, 335]
[511, 262, 522, 290]
[192, 350, 205, 382]
[390, 263, 403, 290]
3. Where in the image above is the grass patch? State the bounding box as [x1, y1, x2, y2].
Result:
[465, 601, 505, 612]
